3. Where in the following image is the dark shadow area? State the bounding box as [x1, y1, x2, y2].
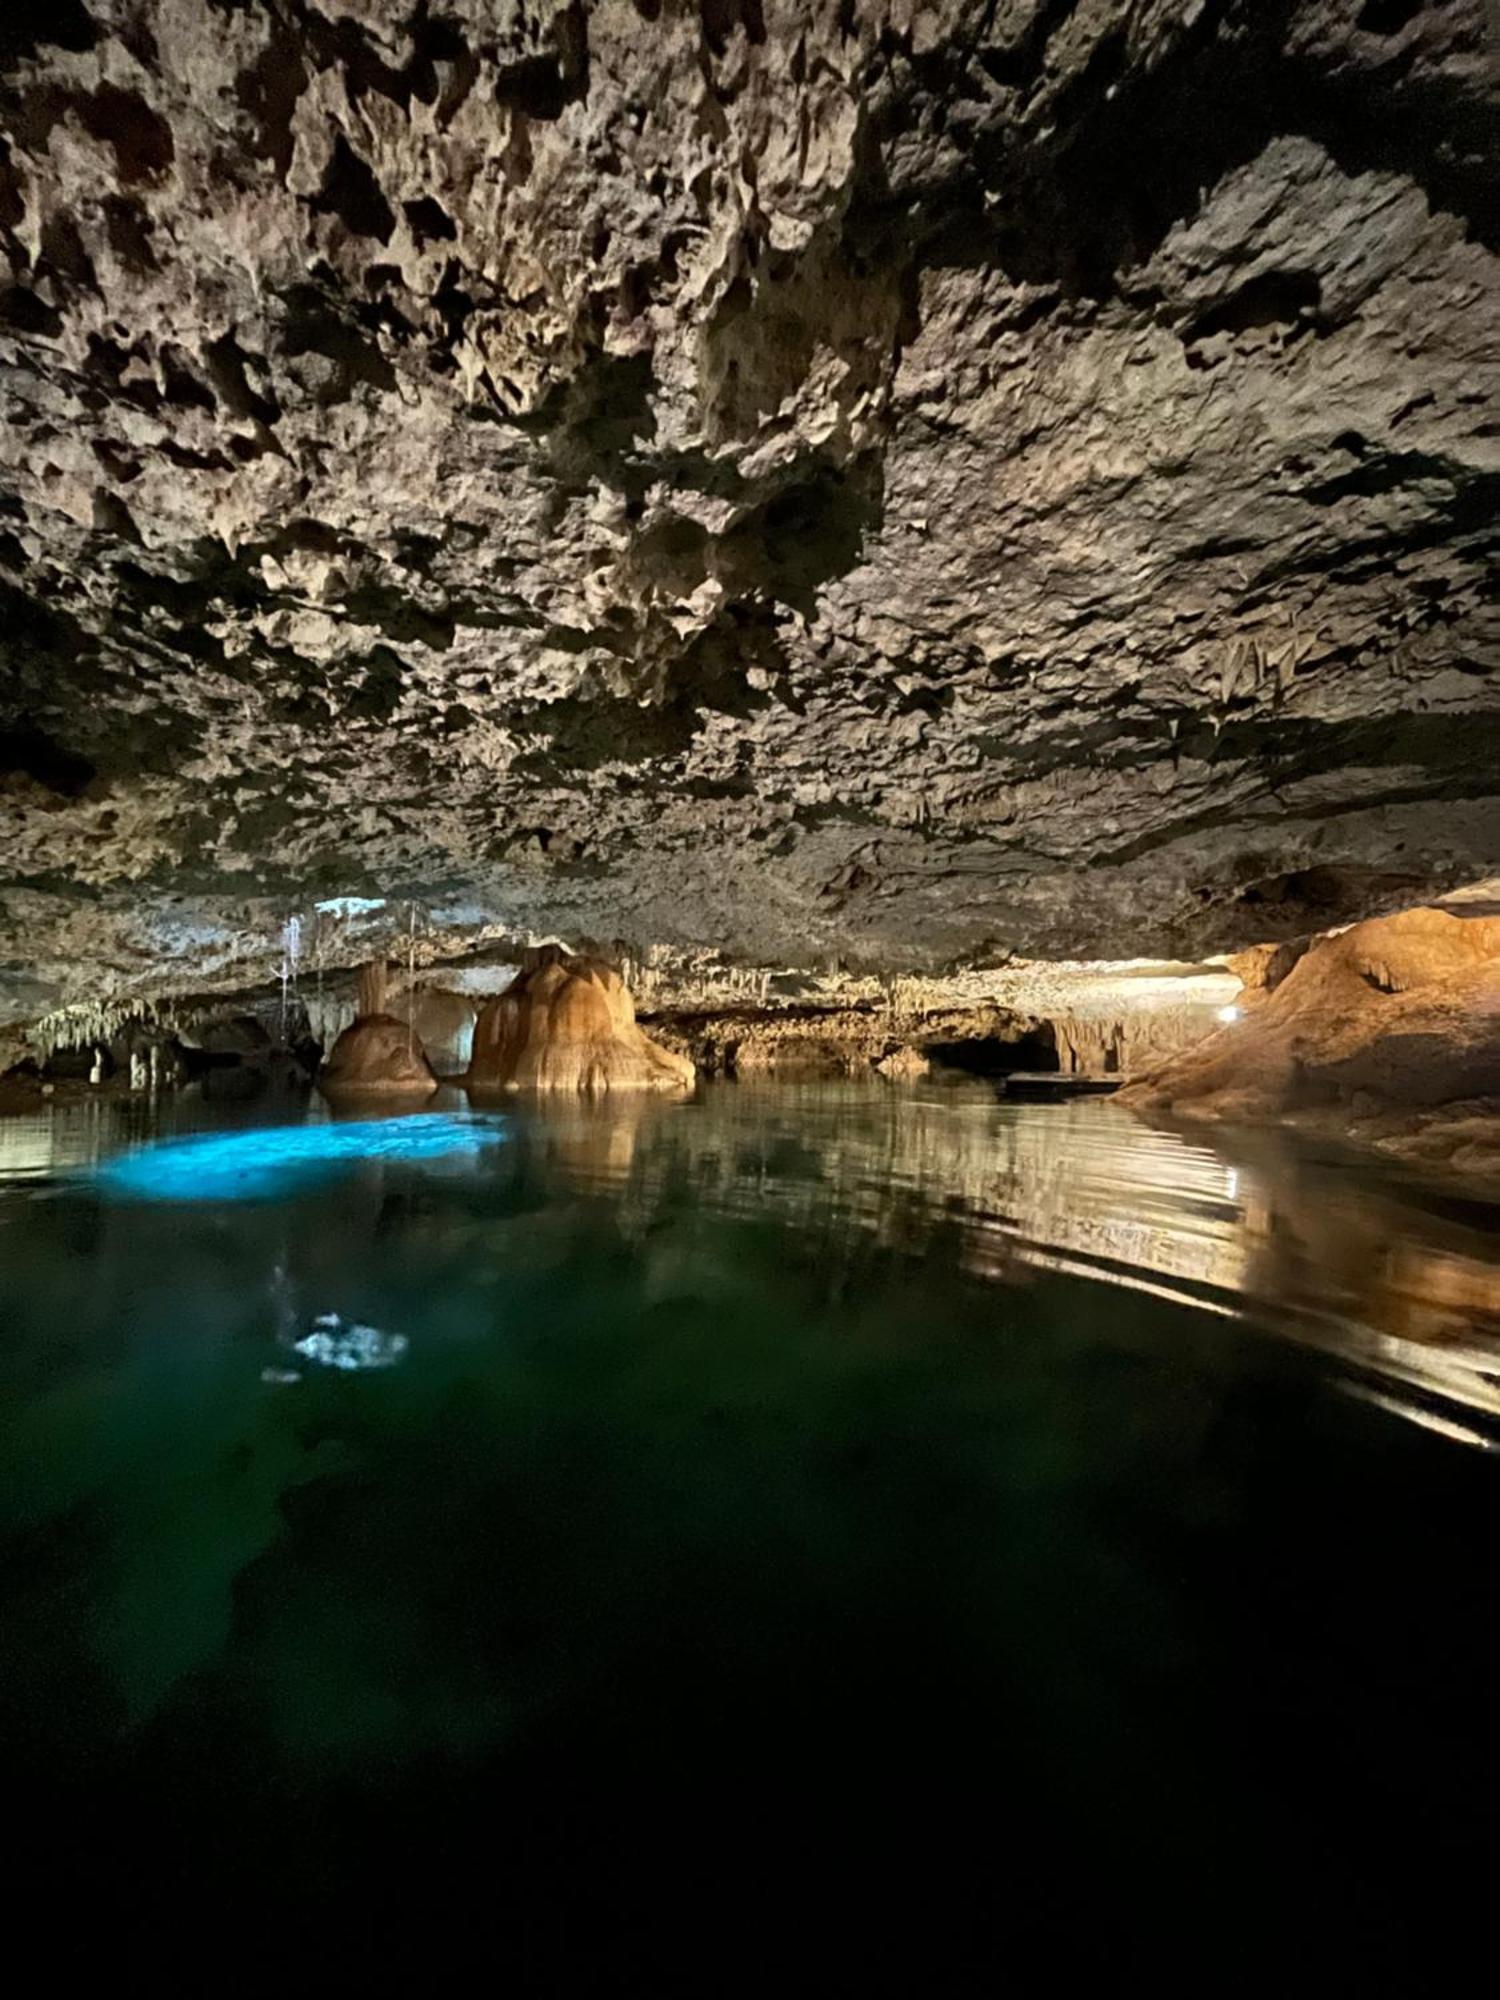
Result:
[0, 0, 97, 73]
[925, 1024, 1059, 1076]
[0, 722, 97, 797]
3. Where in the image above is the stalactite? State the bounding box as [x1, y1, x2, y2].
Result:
[279, 913, 303, 1041]
[33, 995, 175, 1058]
[1048, 1005, 1222, 1078]
[407, 903, 418, 1059]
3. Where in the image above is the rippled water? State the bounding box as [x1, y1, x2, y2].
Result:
[1, 1080, 1497, 1982]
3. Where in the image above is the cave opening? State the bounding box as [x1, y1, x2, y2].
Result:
[923, 1023, 1060, 1076]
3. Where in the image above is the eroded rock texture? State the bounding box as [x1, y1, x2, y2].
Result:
[2, 2, 1497, 1019]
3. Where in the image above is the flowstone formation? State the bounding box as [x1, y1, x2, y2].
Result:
[1, 3, 1497, 1026]
[467, 950, 694, 1093]
[1123, 903, 1500, 1177]
[320, 958, 437, 1095]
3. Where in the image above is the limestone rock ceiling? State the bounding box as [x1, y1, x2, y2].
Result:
[1, 0, 1497, 1015]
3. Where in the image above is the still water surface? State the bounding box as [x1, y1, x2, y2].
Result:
[1, 1081, 1497, 1981]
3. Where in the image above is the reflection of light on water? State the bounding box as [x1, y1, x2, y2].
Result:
[92, 1114, 507, 1202]
[12, 1083, 1500, 1448]
[541, 1087, 1500, 1443]
[293, 1314, 409, 1372]
[1341, 1385, 1498, 1453]
[0, 1096, 141, 1182]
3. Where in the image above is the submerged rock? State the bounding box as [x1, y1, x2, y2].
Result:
[467, 952, 693, 1095]
[875, 1046, 931, 1082]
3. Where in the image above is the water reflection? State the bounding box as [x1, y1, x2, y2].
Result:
[3, 1075, 1498, 1976]
[2, 1081, 1497, 1439]
[504, 1086, 1500, 1431]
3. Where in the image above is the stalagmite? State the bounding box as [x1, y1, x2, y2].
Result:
[466, 951, 694, 1096]
[387, 987, 480, 1077]
[319, 961, 438, 1099]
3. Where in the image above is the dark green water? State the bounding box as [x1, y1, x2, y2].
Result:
[1, 1081, 1497, 1984]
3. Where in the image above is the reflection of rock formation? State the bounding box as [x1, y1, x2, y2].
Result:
[1124, 907, 1500, 1179]
[1239, 1175, 1500, 1351]
[544, 1082, 1500, 1422]
[518, 1091, 676, 1193]
[467, 952, 694, 1095]
[320, 961, 437, 1099]
[5, 1077, 1499, 1435]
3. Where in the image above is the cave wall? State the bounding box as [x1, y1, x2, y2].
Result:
[1, 2, 1497, 1020]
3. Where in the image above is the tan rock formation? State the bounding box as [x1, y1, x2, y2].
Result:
[387, 986, 479, 1078]
[874, 1046, 932, 1082]
[466, 953, 694, 1096]
[320, 960, 437, 1098]
[1122, 907, 1500, 1176]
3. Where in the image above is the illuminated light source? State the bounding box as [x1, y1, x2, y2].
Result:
[92, 1114, 506, 1203]
[293, 1315, 408, 1372]
[1217, 1004, 1243, 1025]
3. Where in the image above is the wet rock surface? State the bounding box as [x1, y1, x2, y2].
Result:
[1, 3, 1497, 1021]
[319, 953, 437, 1092]
[320, 1010, 437, 1094]
[467, 948, 693, 1092]
[1122, 902, 1500, 1177]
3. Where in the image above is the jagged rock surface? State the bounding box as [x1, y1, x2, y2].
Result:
[468, 950, 693, 1092]
[2, 3, 1497, 1022]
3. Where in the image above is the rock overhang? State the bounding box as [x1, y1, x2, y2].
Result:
[0, 1, 1496, 1022]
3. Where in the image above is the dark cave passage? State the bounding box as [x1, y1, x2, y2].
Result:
[923, 1023, 1060, 1077]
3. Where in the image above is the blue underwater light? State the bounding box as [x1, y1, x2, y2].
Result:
[92, 1114, 508, 1203]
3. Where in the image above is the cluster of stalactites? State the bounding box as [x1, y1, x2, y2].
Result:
[1050, 1007, 1220, 1078]
[622, 952, 774, 1009]
[30, 996, 174, 1059]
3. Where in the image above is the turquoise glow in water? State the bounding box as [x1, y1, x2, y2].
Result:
[90, 1112, 508, 1201]
[1, 1081, 1497, 1984]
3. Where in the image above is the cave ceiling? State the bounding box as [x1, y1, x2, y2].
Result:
[1, 0, 1497, 1015]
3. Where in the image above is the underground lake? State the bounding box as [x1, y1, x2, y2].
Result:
[4, 1, 1499, 1983]
[2, 1079, 1497, 1981]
